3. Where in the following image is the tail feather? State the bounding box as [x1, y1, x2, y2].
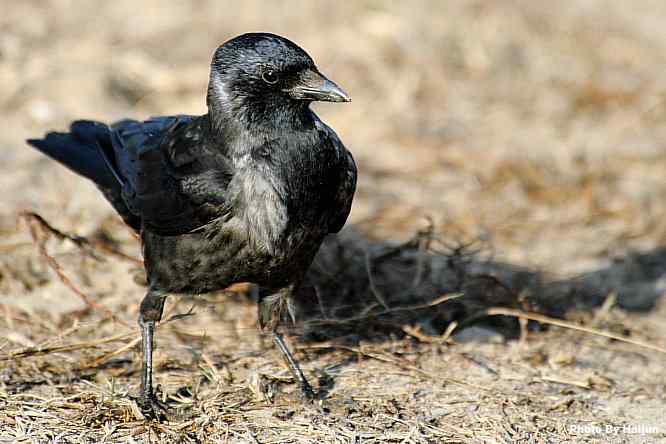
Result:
[26, 120, 118, 190]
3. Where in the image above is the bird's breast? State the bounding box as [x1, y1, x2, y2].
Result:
[233, 147, 339, 256]
[233, 167, 292, 256]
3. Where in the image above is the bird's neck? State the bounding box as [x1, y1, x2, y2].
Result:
[208, 101, 314, 139]
[207, 78, 313, 137]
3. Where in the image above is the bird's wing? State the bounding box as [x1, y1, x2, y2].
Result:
[109, 115, 233, 235]
[315, 121, 357, 234]
[330, 148, 357, 233]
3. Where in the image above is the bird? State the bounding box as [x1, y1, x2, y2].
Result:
[26, 32, 356, 418]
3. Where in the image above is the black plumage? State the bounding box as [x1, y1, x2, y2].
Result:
[27, 33, 356, 417]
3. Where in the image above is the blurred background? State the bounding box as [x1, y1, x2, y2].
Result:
[1, 1, 666, 441]
[2, 0, 666, 272]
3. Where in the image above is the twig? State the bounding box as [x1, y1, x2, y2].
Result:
[410, 218, 434, 288]
[591, 293, 616, 327]
[19, 211, 101, 260]
[20, 211, 129, 327]
[80, 335, 141, 369]
[302, 342, 499, 394]
[381, 291, 463, 314]
[485, 307, 666, 356]
[0, 332, 134, 361]
[402, 318, 460, 345]
[90, 231, 143, 265]
[402, 325, 441, 343]
[306, 292, 463, 327]
[441, 321, 458, 342]
[20, 210, 142, 265]
[365, 248, 390, 310]
[540, 375, 591, 389]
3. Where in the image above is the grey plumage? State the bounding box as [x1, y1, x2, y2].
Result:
[27, 32, 356, 417]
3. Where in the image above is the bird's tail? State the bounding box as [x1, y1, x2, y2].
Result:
[26, 120, 120, 190]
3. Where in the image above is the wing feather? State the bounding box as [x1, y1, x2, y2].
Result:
[109, 115, 232, 235]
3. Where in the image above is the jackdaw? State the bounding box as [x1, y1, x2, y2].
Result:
[27, 32, 356, 417]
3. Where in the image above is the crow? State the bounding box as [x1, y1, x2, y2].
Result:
[27, 32, 356, 418]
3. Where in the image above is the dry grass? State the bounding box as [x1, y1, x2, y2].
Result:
[2, 1, 666, 442]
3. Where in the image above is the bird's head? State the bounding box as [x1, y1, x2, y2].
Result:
[207, 33, 350, 130]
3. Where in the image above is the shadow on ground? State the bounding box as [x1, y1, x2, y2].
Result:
[284, 226, 666, 345]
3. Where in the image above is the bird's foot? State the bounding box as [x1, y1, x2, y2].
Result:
[136, 391, 169, 421]
[297, 380, 331, 414]
[298, 380, 317, 403]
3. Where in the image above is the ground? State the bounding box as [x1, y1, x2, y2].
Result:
[1, 1, 666, 443]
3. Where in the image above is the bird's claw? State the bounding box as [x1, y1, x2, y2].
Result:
[298, 381, 317, 403]
[136, 392, 169, 421]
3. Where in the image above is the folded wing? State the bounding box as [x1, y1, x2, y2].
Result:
[27, 115, 232, 236]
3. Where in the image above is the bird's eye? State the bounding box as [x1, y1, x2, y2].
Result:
[262, 70, 279, 84]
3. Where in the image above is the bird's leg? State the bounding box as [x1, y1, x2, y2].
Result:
[273, 330, 316, 400]
[258, 286, 316, 401]
[137, 290, 168, 419]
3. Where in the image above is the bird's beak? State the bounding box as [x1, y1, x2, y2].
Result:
[286, 69, 351, 103]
